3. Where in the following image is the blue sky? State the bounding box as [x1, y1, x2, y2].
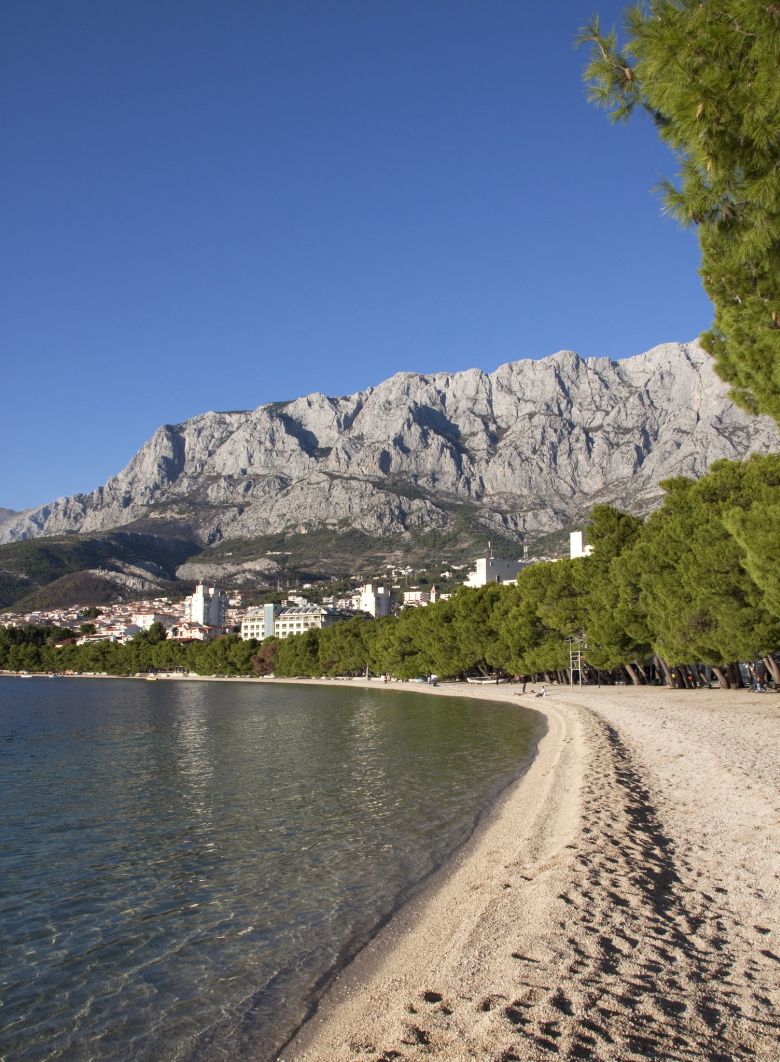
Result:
[1, 1, 712, 511]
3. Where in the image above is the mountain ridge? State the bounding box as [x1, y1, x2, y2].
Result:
[3, 340, 778, 553]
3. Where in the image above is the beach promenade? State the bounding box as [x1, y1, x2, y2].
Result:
[287, 683, 780, 1060]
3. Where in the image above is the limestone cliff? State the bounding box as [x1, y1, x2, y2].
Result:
[3, 341, 778, 547]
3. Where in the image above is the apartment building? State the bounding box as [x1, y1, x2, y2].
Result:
[240, 603, 352, 641]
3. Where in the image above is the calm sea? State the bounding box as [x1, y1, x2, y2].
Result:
[0, 677, 539, 1061]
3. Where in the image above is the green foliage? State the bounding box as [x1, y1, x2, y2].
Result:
[251, 639, 278, 676]
[614, 456, 780, 664]
[492, 563, 581, 675]
[579, 2, 780, 426]
[317, 617, 370, 676]
[720, 453, 780, 618]
[3, 459, 778, 683]
[145, 621, 168, 645]
[578, 506, 652, 668]
[275, 629, 321, 677]
[0, 625, 75, 672]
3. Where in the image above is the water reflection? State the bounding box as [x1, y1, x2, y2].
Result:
[0, 678, 539, 1062]
[172, 686, 214, 830]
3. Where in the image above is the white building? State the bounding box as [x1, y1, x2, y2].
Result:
[358, 582, 393, 618]
[402, 586, 441, 608]
[184, 584, 228, 628]
[464, 556, 525, 588]
[274, 605, 338, 639]
[569, 531, 594, 559]
[240, 603, 279, 641]
[131, 611, 176, 630]
[170, 622, 218, 642]
[241, 603, 352, 641]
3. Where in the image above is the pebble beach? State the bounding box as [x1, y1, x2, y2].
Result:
[286, 683, 780, 1060]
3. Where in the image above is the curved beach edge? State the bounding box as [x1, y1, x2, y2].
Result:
[280, 682, 780, 1061]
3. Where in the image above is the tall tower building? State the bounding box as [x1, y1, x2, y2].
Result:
[184, 583, 228, 627]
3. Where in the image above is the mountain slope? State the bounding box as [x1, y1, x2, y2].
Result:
[0, 532, 196, 610]
[2, 341, 778, 551]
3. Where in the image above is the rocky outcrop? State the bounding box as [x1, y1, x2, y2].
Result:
[176, 556, 284, 586]
[0, 508, 19, 531]
[2, 341, 778, 546]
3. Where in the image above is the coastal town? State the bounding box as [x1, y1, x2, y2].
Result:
[0, 548, 546, 645]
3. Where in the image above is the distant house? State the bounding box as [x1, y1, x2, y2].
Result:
[77, 624, 139, 645]
[170, 622, 219, 642]
[131, 611, 176, 630]
[464, 556, 525, 588]
[240, 603, 279, 641]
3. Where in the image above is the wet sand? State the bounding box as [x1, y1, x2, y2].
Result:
[284, 683, 780, 1060]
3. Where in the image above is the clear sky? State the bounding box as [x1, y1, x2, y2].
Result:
[1, 0, 712, 511]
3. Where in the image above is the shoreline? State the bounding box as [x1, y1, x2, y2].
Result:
[4, 670, 778, 1056]
[281, 682, 780, 1060]
[273, 684, 548, 1060]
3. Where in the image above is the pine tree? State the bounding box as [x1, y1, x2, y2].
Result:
[614, 459, 780, 669]
[578, 505, 652, 675]
[579, 1, 780, 426]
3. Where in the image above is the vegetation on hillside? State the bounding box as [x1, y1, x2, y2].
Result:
[187, 508, 526, 584]
[0, 532, 196, 609]
[0, 505, 533, 610]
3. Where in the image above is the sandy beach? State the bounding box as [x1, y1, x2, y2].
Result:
[285, 683, 780, 1060]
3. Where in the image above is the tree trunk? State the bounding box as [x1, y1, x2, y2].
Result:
[763, 655, 780, 686]
[726, 663, 744, 689]
[624, 661, 643, 685]
[693, 664, 709, 688]
[656, 655, 674, 687]
[712, 665, 730, 689]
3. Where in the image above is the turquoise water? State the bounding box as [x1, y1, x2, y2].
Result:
[0, 677, 539, 1060]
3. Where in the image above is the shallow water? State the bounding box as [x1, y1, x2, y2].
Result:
[0, 677, 538, 1060]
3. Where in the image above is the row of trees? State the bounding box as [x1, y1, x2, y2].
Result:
[2, 456, 777, 688]
[268, 455, 779, 687]
[0, 622, 260, 678]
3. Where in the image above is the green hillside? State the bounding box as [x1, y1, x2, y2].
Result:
[0, 532, 197, 609]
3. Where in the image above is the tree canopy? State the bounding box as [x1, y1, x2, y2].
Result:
[578, 1, 780, 427]
[2, 457, 779, 688]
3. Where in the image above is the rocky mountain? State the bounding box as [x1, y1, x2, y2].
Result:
[3, 341, 778, 557]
